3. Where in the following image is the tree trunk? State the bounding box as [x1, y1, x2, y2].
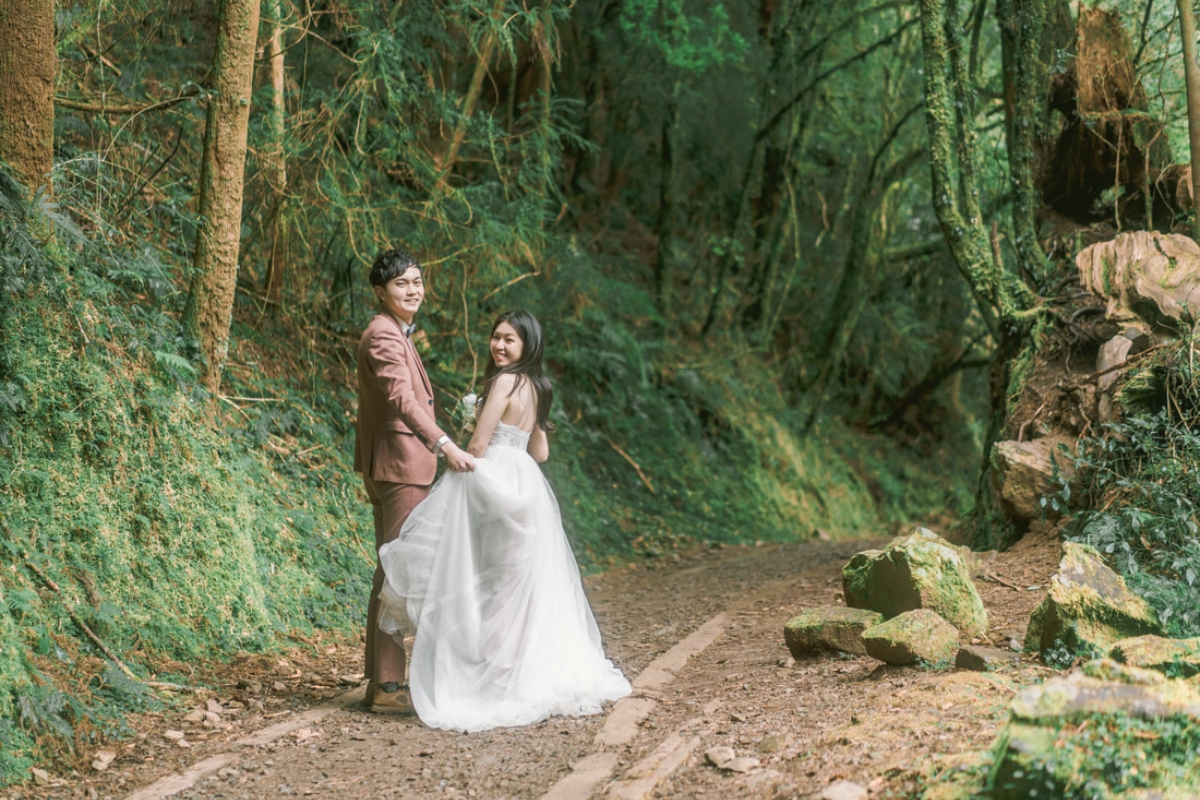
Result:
[262, 0, 288, 311]
[1179, 0, 1200, 241]
[920, 0, 1039, 549]
[996, 0, 1060, 283]
[653, 95, 677, 313]
[183, 0, 262, 393]
[0, 0, 54, 192]
[435, 0, 506, 192]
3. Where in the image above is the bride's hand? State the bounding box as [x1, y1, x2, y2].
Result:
[443, 442, 475, 473]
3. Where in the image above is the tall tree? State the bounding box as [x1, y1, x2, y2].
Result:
[262, 0, 289, 310]
[0, 0, 54, 191]
[920, 0, 1038, 548]
[1180, 0, 1200, 240]
[183, 0, 262, 392]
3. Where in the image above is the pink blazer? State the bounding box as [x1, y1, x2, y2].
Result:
[354, 311, 446, 485]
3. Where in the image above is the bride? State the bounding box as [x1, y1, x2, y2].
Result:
[377, 310, 631, 731]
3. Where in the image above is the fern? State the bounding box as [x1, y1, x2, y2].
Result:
[152, 350, 198, 378]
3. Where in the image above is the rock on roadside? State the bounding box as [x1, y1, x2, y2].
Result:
[842, 528, 988, 639]
[1110, 634, 1200, 678]
[1024, 541, 1161, 658]
[783, 606, 883, 658]
[861, 609, 959, 666]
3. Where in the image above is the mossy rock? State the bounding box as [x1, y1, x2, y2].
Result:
[783, 606, 883, 658]
[988, 723, 1073, 800]
[1024, 542, 1162, 658]
[1110, 635, 1200, 678]
[990, 660, 1200, 799]
[841, 528, 988, 639]
[1010, 660, 1200, 723]
[861, 608, 959, 666]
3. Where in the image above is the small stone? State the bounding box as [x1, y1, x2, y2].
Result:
[205, 711, 222, 725]
[92, 750, 116, 771]
[207, 699, 223, 714]
[817, 779, 869, 800]
[705, 746, 736, 768]
[274, 681, 288, 692]
[812, 528, 832, 541]
[339, 673, 364, 685]
[756, 734, 785, 753]
[722, 756, 760, 773]
[30, 767, 50, 785]
[164, 730, 186, 741]
[730, 712, 748, 723]
[956, 645, 1021, 672]
[183, 708, 205, 723]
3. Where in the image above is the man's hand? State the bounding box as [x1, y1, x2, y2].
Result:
[442, 441, 475, 472]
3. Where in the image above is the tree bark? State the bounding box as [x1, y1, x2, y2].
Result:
[262, 0, 288, 311]
[920, 0, 1038, 549]
[653, 95, 677, 313]
[435, 0, 507, 192]
[0, 0, 54, 192]
[996, 0, 1056, 281]
[1179, 0, 1200, 241]
[183, 0, 263, 393]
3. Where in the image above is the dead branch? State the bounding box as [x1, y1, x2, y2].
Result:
[16, 547, 188, 692]
[605, 438, 656, 494]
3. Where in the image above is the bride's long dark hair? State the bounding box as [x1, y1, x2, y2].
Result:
[478, 310, 555, 432]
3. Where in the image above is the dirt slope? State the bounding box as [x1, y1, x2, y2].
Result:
[21, 532, 1062, 800]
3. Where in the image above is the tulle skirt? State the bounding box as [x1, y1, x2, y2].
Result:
[377, 444, 631, 732]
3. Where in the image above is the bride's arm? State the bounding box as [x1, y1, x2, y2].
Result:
[466, 373, 516, 457]
[527, 427, 548, 463]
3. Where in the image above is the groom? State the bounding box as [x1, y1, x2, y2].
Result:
[355, 247, 474, 714]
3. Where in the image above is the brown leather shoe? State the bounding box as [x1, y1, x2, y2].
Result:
[370, 684, 416, 715]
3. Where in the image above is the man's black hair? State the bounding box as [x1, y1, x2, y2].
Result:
[369, 248, 422, 287]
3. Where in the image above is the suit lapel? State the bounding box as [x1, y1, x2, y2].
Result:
[380, 311, 435, 400]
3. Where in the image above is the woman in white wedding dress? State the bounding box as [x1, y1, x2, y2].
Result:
[377, 310, 631, 731]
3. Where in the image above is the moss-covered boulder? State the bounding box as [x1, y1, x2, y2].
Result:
[861, 609, 959, 666]
[783, 606, 883, 658]
[988, 660, 1200, 798]
[841, 528, 988, 639]
[1024, 542, 1161, 658]
[1110, 635, 1200, 678]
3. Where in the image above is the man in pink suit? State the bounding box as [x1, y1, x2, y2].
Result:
[355, 248, 474, 714]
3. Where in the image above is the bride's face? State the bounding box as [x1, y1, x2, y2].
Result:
[490, 321, 524, 367]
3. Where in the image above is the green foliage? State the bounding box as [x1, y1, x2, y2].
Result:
[615, 0, 748, 72]
[1050, 338, 1200, 638]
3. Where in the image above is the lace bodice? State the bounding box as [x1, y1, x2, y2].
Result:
[488, 421, 531, 451]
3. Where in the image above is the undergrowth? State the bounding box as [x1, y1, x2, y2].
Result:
[1052, 339, 1200, 637]
[0, 177, 978, 785]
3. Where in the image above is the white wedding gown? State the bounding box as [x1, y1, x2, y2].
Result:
[377, 421, 631, 731]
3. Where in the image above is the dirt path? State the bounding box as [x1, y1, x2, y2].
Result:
[21, 533, 1063, 800]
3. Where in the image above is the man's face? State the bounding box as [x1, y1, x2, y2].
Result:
[374, 266, 425, 324]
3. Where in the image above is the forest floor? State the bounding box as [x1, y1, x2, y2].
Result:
[14, 530, 1063, 800]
